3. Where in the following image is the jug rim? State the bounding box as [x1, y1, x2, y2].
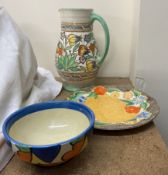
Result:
[59, 8, 93, 12]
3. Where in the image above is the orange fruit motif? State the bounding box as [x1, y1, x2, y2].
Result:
[125, 106, 141, 114]
[94, 86, 107, 95]
[17, 151, 32, 162]
[62, 138, 86, 162]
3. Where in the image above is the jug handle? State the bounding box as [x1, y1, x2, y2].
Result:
[91, 13, 110, 66]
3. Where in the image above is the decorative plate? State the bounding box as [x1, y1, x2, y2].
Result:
[68, 86, 159, 130]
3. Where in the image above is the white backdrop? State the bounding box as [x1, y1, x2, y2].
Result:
[133, 0, 168, 144]
[0, 0, 137, 77]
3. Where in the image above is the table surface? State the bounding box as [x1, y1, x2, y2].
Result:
[2, 78, 168, 175]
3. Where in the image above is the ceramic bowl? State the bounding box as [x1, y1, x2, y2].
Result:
[2, 101, 95, 166]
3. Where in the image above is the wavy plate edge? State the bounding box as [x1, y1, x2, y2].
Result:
[68, 87, 160, 130]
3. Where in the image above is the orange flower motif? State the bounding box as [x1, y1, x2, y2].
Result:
[89, 43, 95, 53]
[56, 48, 63, 56]
[124, 91, 133, 99]
[78, 45, 89, 57]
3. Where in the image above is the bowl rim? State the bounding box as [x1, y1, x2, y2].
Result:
[2, 100, 95, 148]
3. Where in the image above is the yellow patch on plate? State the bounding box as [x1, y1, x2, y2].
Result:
[84, 95, 137, 123]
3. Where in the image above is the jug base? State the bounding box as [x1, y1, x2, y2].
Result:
[63, 81, 95, 91]
[58, 70, 98, 91]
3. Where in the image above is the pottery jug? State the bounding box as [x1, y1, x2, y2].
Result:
[56, 9, 110, 91]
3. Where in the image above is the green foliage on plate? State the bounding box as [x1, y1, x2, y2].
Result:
[68, 86, 152, 127]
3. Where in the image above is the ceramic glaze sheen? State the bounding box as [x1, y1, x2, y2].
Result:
[9, 108, 90, 145]
[56, 9, 110, 91]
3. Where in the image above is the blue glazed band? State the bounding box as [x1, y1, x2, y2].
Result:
[2, 100, 95, 149]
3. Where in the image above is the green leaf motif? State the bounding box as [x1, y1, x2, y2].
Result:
[68, 91, 85, 101]
[68, 56, 75, 67]
[64, 56, 68, 70]
[73, 42, 80, 53]
[57, 64, 63, 69]
[57, 56, 80, 72]
[65, 46, 72, 50]
[121, 99, 134, 106]
[133, 90, 141, 97]
[88, 92, 98, 99]
[57, 56, 64, 69]
[108, 88, 120, 93]
[140, 102, 148, 109]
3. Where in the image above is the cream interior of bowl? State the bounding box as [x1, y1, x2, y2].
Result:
[9, 108, 90, 145]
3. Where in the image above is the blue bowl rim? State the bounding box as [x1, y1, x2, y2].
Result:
[2, 100, 95, 148]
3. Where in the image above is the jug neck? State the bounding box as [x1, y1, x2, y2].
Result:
[59, 8, 93, 23]
[59, 8, 93, 32]
[59, 9, 93, 32]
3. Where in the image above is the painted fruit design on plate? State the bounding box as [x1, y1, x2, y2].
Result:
[69, 86, 151, 125]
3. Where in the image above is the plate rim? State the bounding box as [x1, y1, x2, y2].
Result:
[68, 87, 160, 130]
